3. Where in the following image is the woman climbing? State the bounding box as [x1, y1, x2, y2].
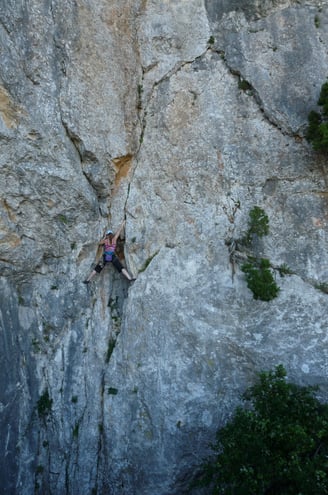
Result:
[83, 220, 135, 284]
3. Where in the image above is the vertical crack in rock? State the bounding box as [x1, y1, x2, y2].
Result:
[123, 46, 214, 220]
[49, 2, 69, 79]
[61, 120, 112, 218]
[222, 197, 242, 279]
[94, 372, 106, 492]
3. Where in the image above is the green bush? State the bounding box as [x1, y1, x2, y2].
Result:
[242, 258, 279, 301]
[306, 81, 328, 152]
[242, 206, 269, 246]
[37, 389, 53, 417]
[238, 79, 252, 92]
[198, 365, 328, 494]
[315, 281, 328, 294]
[108, 387, 118, 395]
[277, 263, 294, 277]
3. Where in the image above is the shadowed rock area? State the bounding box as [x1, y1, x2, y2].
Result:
[0, 0, 328, 494]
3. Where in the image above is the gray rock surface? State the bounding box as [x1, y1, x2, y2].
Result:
[0, 0, 328, 494]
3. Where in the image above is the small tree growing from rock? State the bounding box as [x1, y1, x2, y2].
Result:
[241, 257, 280, 301]
[241, 206, 269, 247]
[307, 81, 328, 152]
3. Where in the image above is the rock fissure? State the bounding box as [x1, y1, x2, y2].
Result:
[152, 46, 213, 90]
[122, 45, 215, 223]
[61, 119, 110, 206]
[211, 45, 302, 137]
[61, 120, 83, 162]
[0, 17, 11, 37]
[49, 4, 68, 79]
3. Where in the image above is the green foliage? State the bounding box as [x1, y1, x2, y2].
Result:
[37, 389, 53, 417]
[307, 81, 328, 151]
[238, 79, 252, 92]
[36, 465, 44, 474]
[199, 365, 328, 495]
[72, 423, 79, 438]
[32, 338, 41, 353]
[243, 206, 269, 246]
[57, 213, 69, 224]
[139, 250, 159, 273]
[314, 14, 320, 28]
[237, 207, 280, 301]
[277, 263, 294, 277]
[307, 110, 322, 142]
[315, 281, 328, 294]
[318, 82, 328, 110]
[242, 258, 280, 301]
[208, 35, 215, 45]
[108, 387, 118, 395]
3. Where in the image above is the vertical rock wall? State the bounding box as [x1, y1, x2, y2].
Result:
[0, 1, 327, 494]
[0, 1, 140, 493]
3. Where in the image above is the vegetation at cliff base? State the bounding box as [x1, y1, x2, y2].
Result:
[307, 80, 328, 152]
[198, 365, 328, 494]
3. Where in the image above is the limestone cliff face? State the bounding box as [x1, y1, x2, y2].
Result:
[0, 1, 327, 494]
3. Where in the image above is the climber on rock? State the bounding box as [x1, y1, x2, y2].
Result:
[83, 220, 135, 284]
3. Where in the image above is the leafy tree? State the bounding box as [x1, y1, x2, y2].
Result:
[306, 81, 328, 152]
[199, 365, 328, 494]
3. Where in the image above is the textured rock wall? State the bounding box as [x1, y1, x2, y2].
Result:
[0, 0, 328, 494]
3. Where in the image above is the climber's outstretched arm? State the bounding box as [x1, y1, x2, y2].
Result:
[113, 220, 126, 244]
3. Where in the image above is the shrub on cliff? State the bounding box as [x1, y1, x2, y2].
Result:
[242, 258, 279, 301]
[307, 81, 328, 152]
[198, 365, 328, 494]
[238, 207, 280, 301]
[240, 206, 269, 247]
